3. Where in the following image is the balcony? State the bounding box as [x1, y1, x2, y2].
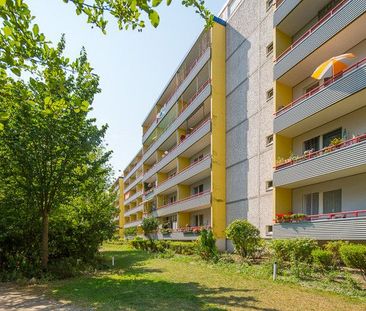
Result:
[274, 57, 366, 136]
[124, 204, 144, 217]
[273, 210, 366, 240]
[143, 81, 211, 162]
[151, 191, 211, 218]
[125, 158, 143, 182]
[274, 134, 366, 188]
[143, 188, 155, 201]
[124, 220, 142, 229]
[124, 174, 143, 194]
[274, 0, 301, 27]
[124, 190, 143, 206]
[143, 119, 211, 181]
[155, 226, 209, 241]
[274, 0, 366, 81]
[142, 48, 211, 143]
[155, 155, 212, 196]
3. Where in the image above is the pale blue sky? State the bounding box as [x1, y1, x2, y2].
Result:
[27, 0, 226, 177]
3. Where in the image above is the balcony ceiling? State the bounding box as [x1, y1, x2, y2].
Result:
[278, 13, 366, 86]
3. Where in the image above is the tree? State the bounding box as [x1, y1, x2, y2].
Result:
[141, 217, 159, 240]
[0, 37, 111, 270]
[225, 220, 262, 258]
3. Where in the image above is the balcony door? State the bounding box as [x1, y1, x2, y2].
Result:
[323, 189, 342, 214]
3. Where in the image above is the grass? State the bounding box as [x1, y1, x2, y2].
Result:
[44, 243, 366, 311]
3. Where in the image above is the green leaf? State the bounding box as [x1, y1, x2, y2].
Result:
[166, 0, 172, 5]
[10, 67, 21, 77]
[3, 26, 12, 37]
[32, 24, 39, 36]
[80, 100, 89, 112]
[0, 123, 4, 131]
[0, 0, 6, 7]
[44, 97, 52, 106]
[0, 112, 9, 121]
[149, 10, 160, 28]
[152, 0, 163, 7]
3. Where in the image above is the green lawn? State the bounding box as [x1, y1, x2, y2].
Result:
[46, 243, 366, 311]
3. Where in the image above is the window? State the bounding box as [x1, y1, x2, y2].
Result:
[193, 154, 204, 163]
[195, 214, 204, 226]
[304, 81, 319, 94]
[265, 225, 273, 236]
[168, 194, 176, 204]
[266, 42, 273, 57]
[323, 128, 342, 148]
[193, 184, 204, 195]
[266, 180, 273, 192]
[304, 192, 319, 215]
[323, 189, 342, 214]
[303, 136, 320, 153]
[266, 88, 274, 101]
[266, 134, 274, 146]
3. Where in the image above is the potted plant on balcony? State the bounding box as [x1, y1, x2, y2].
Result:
[291, 213, 307, 223]
[183, 224, 193, 234]
[160, 222, 173, 236]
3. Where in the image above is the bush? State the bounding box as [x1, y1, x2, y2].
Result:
[124, 227, 137, 237]
[130, 238, 195, 255]
[168, 241, 195, 255]
[225, 220, 262, 258]
[271, 238, 318, 264]
[141, 217, 159, 239]
[196, 229, 218, 262]
[340, 244, 366, 280]
[324, 241, 348, 267]
[312, 249, 333, 271]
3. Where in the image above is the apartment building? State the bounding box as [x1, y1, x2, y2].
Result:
[273, 0, 366, 240]
[122, 19, 227, 248]
[111, 176, 125, 236]
[120, 0, 366, 246]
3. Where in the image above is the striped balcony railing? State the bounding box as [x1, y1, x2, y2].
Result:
[274, 57, 366, 117]
[124, 190, 143, 206]
[275, 0, 349, 62]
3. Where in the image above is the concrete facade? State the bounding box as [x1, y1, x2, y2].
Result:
[221, 0, 274, 237]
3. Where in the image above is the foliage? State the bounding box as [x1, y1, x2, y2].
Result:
[63, 0, 213, 32]
[275, 213, 307, 223]
[312, 249, 333, 271]
[340, 244, 366, 280]
[141, 217, 159, 238]
[324, 240, 348, 267]
[124, 227, 137, 237]
[196, 229, 218, 262]
[168, 241, 195, 255]
[225, 220, 262, 258]
[271, 238, 318, 264]
[130, 238, 195, 255]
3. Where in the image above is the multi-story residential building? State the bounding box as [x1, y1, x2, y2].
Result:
[121, 18, 227, 248]
[220, 0, 275, 239]
[119, 0, 366, 246]
[123, 149, 144, 234]
[111, 176, 125, 236]
[273, 0, 366, 240]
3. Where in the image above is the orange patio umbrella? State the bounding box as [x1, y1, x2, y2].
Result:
[311, 53, 356, 80]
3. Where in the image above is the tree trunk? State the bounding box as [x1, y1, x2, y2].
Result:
[41, 210, 49, 271]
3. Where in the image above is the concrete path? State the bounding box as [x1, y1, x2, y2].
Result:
[0, 285, 83, 311]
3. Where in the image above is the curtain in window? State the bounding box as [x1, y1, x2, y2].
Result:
[323, 190, 342, 213]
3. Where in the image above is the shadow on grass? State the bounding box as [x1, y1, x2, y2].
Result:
[51, 277, 279, 311]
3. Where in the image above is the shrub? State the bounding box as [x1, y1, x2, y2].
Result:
[340, 244, 366, 280]
[141, 217, 159, 239]
[271, 238, 318, 264]
[324, 241, 348, 267]
[196, 229, 218, 262]
[168, 241, 195, 255]
[124, 227, 137, 237]
[312, 249, 333, 271]
[225, 220, 262, 258]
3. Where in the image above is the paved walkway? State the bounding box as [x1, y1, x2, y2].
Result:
[0, 285, 83, 311]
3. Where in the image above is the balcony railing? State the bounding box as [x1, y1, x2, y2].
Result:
[275, 57, 366, 117]
[143, 79, 211, 156]
[144, 118, 211, 178]
[143, 48, 210, 134]
[275, 210, 366, 223]
[143, 188, 155, 201]
[158, 190, 210, 210]
[157, 154, 211, 188]
[275, 133, 366, 170]
[275, 0, 284, 8]
[275, 0, 349, 62]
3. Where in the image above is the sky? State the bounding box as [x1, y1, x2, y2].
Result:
[27, 0, 227, 177]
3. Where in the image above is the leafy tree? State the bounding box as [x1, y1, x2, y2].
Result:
[0, 37, 111, 270]
[141, 217, 159, 240]
[196, 229, 218, 262]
